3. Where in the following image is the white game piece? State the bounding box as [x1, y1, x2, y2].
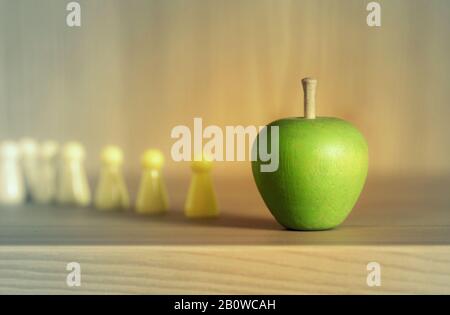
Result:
[94, 145, 130, 211]
[19, 138, 39, 201]
[0, 141, 25, 205]
[136, 149, 169, 215]
[185, 155, 219, 218]
[34, 141, 59, 204]
[57, 142, 91, 207]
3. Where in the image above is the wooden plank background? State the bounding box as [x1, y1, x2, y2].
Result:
[0, 0, 449, 178]
[1, 245, 449, 294]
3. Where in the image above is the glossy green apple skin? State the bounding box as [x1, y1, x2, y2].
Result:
[252, 117, 368, 230]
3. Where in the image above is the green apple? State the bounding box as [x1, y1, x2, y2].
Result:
[252, 78, 368, 230]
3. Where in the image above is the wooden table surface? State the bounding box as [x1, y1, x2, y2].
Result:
[1, 175, 449, 294]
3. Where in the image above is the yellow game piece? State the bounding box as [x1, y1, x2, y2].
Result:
[136, 149, 169, 215]
[34, 141, 59, 204]
[185, 155, 219, 218]
[57, 142, 91, 207]
[94, 145, 130, 211]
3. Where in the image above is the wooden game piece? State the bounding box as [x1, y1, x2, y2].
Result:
[184, 155, 219, 218]
[57, 142, 91, 207]
[136, 149, 169, 215]
[34, 141, 59, 204]
[19, 138, 39, 201]
[0, 141, 25, 205]
[94, 145, 130, 211]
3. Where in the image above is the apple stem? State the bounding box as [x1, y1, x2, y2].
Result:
[302, 78, 317, 119]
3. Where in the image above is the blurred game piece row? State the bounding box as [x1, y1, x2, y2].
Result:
[92, 148, 219, 218]
[0, 139, 219, 218]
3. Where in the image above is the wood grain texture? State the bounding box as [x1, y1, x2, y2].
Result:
[1, 246, 449, 294]
[1, 0, 450, 178]
[0, 176, 449, 294]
